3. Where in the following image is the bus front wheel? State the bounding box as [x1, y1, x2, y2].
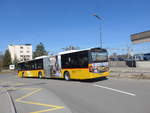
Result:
[64, 71, 70, 81]
[38, 72, 43, 78]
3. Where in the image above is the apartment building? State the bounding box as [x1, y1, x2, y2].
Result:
[8, 44, 32, 62]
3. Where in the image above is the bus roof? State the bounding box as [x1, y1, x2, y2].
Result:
[58, 47, 106, 55]
[34, 55, 49, 59]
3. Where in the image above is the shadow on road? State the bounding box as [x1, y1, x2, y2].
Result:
[42, 77, 108, 83]
[79, 77, 108, 83]
[20, 76, 108, 83]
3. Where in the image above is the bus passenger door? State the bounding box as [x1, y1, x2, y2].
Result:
[50, 56, 61, 77]
[43, 58, 51, 78]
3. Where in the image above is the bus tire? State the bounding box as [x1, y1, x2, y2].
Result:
[38, 72, 43, 78]
[64, 71, 70, 81]
[22, 72, 24, 78]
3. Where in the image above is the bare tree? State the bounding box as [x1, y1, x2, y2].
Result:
[62, 46, 80, 51]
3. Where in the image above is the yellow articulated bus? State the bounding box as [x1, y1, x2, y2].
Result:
[18, 48, 109, 80]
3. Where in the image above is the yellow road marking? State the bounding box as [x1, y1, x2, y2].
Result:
[31, 107, 64, 113]
[16, 88, 42, 101]
[14, 83, 25, 86]
[16, 88, 64, 113]
[0, 82, 64, 113]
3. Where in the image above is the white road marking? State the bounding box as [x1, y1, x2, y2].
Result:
[93, 84, 136, 96]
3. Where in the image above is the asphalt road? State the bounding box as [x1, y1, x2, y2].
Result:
[0, 73, 150, 113]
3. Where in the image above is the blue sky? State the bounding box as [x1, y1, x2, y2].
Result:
[0, 0, 150, 54]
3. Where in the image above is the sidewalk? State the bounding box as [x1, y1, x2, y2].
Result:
[109, 67, 150, 79]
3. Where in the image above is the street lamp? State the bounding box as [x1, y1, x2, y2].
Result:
[93, 14, 103, 48]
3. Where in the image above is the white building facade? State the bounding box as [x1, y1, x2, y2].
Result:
[8, 44, 32, 62]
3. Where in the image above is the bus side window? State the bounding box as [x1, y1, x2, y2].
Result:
[31, 61, 35, 70]
[78, 51, 88, 68]
[61, 54, 70, 68]
[37, 59, 43, 69]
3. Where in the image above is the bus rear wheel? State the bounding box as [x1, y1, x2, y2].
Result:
[64, 72, 70, 81]
[38, 72, 43, 78]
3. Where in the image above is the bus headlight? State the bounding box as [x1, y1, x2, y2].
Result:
[104, 67, 109, 72]
[89, 66, 94, 72]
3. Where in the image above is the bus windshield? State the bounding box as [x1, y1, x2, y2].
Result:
[91, 51, 108, 62]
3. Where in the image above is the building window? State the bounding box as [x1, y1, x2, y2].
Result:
[20, 46, 23, 49]
[27, 51, 30, 53]
[20, 51, 23, 53]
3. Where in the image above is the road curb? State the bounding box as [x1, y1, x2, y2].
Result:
[110, 72, 150, 79]
[6, 91, 17, 113]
